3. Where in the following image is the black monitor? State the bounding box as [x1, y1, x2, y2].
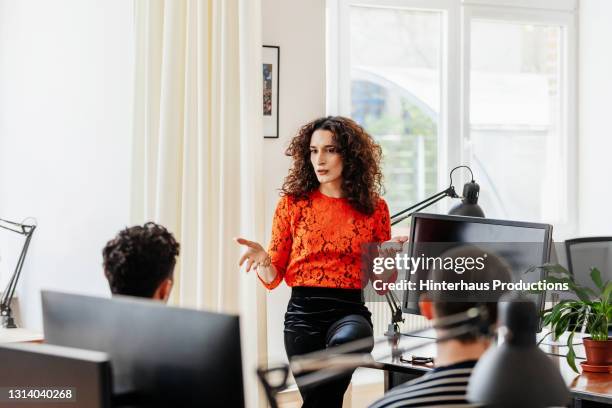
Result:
[41, 291, 244, 408]
[0, 342, 112, 408]
[402, 213, 553, 323]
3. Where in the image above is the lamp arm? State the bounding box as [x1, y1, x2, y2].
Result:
[1, 227, 35, 308]
[386, 187, 457, 334]
[385, 291, 404, 331]
[385, 291, 401, 315]
[390, 165, 476, 224]
[0, 218, 31, 235]
[390, 187, 456, 223]
[391, 192, 453, 226]
[0, 220, 36, 328]
[383, 166, 481, 343]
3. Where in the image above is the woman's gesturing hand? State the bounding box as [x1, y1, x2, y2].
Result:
[235, 237, 270, 272]
[371, 236, 409, 295]
[378, 235, 409, 258]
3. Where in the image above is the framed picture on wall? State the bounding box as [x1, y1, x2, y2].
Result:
[263, 45, 280, 138]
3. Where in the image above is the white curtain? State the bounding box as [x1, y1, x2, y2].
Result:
[131, 0, 267, 406]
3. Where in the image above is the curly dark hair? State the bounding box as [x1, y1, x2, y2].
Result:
[281, 116, 384, 214]
[102, 222, 180, 298]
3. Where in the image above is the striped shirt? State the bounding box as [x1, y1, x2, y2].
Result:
[369, 360, 480, 408]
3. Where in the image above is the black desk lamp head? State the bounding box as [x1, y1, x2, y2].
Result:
[467, 294, 570, 407]
[449, 180, 485, 217]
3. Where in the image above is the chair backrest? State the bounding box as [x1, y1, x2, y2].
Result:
[565, 237, 612, 293]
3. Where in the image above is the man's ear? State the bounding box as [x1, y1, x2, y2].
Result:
[418, 294, 434, 321]
[153, 278, 173, 302]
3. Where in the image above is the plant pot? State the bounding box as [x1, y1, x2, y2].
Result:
[583, 338, 612, 366]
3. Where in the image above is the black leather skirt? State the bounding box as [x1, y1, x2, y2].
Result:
[283, 287, 374, 406]
[284, 286, 372, 338]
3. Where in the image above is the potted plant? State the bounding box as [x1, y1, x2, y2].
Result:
[536, 264, 612, 373]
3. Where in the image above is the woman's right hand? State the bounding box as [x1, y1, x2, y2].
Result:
[235, 237, 269, 272]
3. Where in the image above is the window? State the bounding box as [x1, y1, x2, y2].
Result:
[349, 6, 442, 222]
[329, 0, 577, 334]
[466, 12, 573, 232]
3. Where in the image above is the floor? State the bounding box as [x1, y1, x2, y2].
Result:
[277, 368, 385, 408]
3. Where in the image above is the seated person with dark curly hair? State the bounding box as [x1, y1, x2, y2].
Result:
[102, 222, 180, 302]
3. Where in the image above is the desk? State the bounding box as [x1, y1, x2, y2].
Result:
[371, 332, 612, 408]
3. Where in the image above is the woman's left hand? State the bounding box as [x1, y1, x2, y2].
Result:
[370, 236, 409, 294]
[378, 235, 409, 258]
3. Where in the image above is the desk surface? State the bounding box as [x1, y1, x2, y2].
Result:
[0, 328, 44, 344]
[372, 332, 612, 405]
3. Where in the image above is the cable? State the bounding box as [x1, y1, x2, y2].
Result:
[449, 165, 475, 186]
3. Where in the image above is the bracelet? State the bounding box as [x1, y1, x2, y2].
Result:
[260, 253, 272, 268]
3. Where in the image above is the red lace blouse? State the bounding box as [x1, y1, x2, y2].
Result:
[262, 189, 391, 290]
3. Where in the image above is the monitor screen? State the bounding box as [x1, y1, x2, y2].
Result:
[0, 342, 112, 408]
[42, 291, 244, 408]
[402, 213, 552, 322]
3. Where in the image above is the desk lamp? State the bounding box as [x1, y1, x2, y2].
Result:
[467, 294, 570, 407]
[389, 165, 484, 226]
[0, 218, 36, 328]
[385, 165, 484, 336]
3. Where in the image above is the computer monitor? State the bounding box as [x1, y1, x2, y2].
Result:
[0, 342, 111, 408]
[402, 213, 553, 324]
[41, 291, 244, 408]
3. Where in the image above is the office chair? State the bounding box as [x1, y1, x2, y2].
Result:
[565, 237, 612, 334]
[565, 237, 612, 284]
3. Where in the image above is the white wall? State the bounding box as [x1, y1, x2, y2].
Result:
[578, 0, 612, 236]
[261, 0, 327, 363]
[0, 0, 133, 330]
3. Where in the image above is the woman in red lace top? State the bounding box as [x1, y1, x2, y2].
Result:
[237, 116, 406, 407]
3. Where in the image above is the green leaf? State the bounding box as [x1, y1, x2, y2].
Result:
[591, 268, 604, 291]
[573, 287, 595, 303]
[566, 331, 579, 373]
[605, 303, 612, 320]
[544, 276, 596, 301]
[574, 311, 587, 331]
[544, 301, 575, 324]
[588, 313, 609, 339]
[544, 305, 563, 326]
[554, 314, 571, 339]
[531, 263, 572, 277]
[591, 302, 602, 313]
[602, 281, 612, 304]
